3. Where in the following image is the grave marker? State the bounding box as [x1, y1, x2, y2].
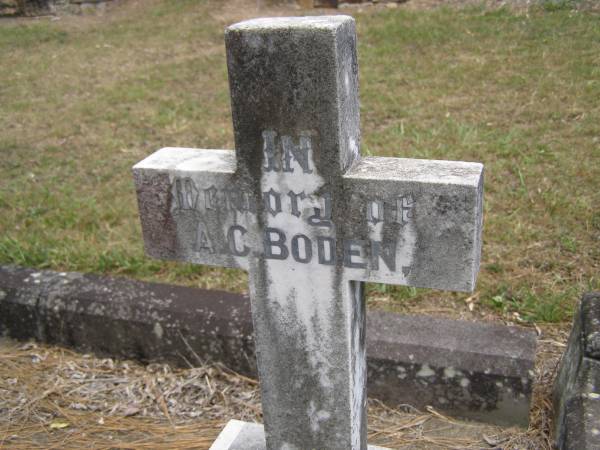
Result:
[133, 16, 484, 450]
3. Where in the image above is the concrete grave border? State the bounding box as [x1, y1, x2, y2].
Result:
[554, 292, 600, 449]
[0, 265, 536, 427]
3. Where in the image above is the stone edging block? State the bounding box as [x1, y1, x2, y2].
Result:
[0, 265, 536, 427]
[554, 292, 600, 449]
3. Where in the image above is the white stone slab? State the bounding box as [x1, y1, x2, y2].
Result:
[209, 420, 389, 450]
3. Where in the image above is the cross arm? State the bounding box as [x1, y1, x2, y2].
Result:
[133, 147, 252, 271]
[342, 156, 484, 292]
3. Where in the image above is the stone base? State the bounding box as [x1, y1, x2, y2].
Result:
[0, 0, 114, 16]
[209, 420, 389, 450]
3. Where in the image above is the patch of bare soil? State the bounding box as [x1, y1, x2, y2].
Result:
[0, 335, 561, 449]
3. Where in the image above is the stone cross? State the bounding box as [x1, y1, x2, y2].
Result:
[133, 16, 484, 450]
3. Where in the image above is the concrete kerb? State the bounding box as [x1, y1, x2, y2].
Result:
[0, 265, 537, 427]
[554, 292, 600, 449]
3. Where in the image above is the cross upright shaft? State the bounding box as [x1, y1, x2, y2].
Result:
[133, 16, 484, 450]
[227, 17, 366, 449]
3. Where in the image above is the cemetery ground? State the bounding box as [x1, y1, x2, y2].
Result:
[0, 335, 560, 448]
[0, 0, 598, 448]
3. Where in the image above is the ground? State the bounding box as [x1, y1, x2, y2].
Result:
[0, 0, 598, 448]
[0, 336, 560, 448]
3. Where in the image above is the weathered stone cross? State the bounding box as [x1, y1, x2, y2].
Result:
[133, 16, 483, 450]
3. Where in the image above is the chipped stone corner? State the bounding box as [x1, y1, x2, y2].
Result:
[553, 292, 600, 450]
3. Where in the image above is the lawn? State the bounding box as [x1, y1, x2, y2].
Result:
[0, 0, 598, 324]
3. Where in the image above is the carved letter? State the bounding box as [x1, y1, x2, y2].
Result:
[291, 234, 312, 263]
[175, 178, 186, 209]
[371, 240, 396, 271]
[288, 190, 306, 218]
[317, 236, 336, 265]
[228, 225, 250, 257]
[174, 178, 198, 210]
[262, 130, 279, 172]
[281, 134, 313, 174]
[344, 239, 367, 269]
[225, 188, 254, 213]
[204, 186, 218, 210]
[264, 228, 289, 260]
[184, 179, 198, 209]
[308, 192, 332, 228]
[367, 200, 384, 224]
[397, 194, 415, 224]
[263, 189, 282, 217]
[195, 225, 214, 253]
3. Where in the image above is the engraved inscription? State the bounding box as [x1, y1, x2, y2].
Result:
[225, 188, 254, 213]
[213, 224, 398, 270]
[171, 178, 415, 227]
[204, 186, 218, 210]
[166, 131, 422, 275]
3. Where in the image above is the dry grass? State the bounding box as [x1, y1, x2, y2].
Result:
[0, 335, 564, 449]
[0, 2, 593, 448]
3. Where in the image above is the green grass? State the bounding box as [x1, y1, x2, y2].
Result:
[0, 1, 598, 322]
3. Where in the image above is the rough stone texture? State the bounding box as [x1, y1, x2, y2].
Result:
[0, 265, 535, 427]
[133, 15, 483, 450]
[554, 292, 600, 449]
[209, 420, 387, 450]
